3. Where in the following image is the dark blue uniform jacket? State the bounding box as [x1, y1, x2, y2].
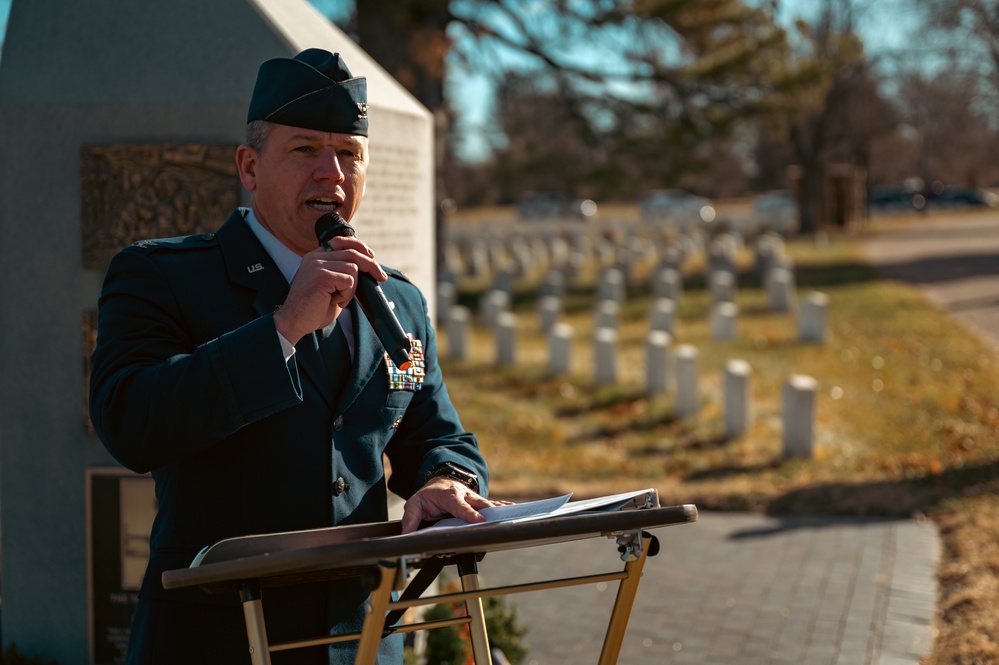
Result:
[89, 209, 488, 663]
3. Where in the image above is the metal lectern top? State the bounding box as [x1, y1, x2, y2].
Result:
[161, 492, 698, 665]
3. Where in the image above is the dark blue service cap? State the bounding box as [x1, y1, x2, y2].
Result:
[247, 48, 368, 136]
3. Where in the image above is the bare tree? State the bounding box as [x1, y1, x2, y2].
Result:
[904, 0, 999, 188]
[886, 68, 999, 188]
[769, 0, 876, 232]
[917, 0, 999, 104]
[328, 1, 807, 198]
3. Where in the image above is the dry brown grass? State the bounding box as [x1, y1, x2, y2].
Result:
[438, 217, 999, 663]
[927, 497, 999, 665]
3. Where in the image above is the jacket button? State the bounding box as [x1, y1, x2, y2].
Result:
[333, 415, 343, 431]
[201, 233, 215, 241]
[333, 477, 350, 496]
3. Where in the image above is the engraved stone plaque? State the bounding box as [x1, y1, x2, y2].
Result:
[353, 108, 435, 299]
[81, 144, 239, 270]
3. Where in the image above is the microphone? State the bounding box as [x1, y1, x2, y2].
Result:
[315, 213, 413, 371]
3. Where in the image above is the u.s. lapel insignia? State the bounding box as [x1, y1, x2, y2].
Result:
[385, 337, 425, 391]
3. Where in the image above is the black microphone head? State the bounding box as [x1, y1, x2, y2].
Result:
[315, 212, 356, 245]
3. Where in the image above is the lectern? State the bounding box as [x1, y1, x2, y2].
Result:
[162, 490, 697, 664]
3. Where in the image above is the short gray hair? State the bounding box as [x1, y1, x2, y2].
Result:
[244, 120, 274, 152]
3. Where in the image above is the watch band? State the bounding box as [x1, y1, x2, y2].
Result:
[426, 462, 479, 493]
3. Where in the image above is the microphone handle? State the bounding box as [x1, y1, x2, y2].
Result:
[314, 212, 413, 370]
[354, 275, 414, 371]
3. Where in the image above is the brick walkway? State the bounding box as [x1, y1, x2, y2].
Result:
[476, 512, 939, 665]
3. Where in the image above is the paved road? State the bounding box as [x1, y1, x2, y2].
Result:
[861, 214, 999, 348]
[401, 215, 999, 664]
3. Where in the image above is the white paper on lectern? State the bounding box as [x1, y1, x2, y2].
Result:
[186, 488, 660, 565]
[419, 488, 656, 532]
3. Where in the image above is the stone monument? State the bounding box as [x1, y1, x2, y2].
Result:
[0, 0, 435, 661]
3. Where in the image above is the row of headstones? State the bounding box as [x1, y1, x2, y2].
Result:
[443, 308, 819, 459]
[444, 224, 792, 297]
[440, 231, 796, 323]
[443, 222, 699, 283]
[443, 291, 829, 372]
[438, 263, 825, 347]
[443, 222, 758, 293]
[447, 288, 827, 344]
[438, 232, 818, 379]
[440, 231, 819, 456]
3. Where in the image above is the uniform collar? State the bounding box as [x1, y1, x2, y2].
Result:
[242, 208, 301, 285]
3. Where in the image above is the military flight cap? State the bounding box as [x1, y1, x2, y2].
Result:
[247, 48, 368, 136]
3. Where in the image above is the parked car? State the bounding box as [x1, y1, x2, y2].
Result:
[869, 183, 998, 215]
[639, 189, 715, 228]
[751, 190, 799, 235]
[868, 185, 922, 213]
[929, 186, 999, 209]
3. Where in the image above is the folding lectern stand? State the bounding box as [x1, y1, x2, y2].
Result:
[162, 491, 697, 665]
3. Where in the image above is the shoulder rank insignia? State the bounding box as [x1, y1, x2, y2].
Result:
[385, 337, 424, 391]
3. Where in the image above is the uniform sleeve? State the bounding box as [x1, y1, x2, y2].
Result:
[89, 248, 304, 473]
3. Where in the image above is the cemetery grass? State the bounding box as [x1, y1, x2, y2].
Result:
[439, 227, 999, 663]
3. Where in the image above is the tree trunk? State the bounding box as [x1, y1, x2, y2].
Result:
[799, 164, 823, 234]
[355, 0, 453, 277]
[355, 0, 451, 112]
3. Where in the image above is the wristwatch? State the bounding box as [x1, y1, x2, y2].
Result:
[426, 462, 479, 493]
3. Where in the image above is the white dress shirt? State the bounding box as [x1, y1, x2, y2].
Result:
[242, 208, 355, 361]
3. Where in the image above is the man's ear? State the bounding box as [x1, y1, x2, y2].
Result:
[235, 145, 258, 192]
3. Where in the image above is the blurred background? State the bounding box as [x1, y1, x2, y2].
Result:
[296, 0, 998, 236]
[4, 0, 992, 236]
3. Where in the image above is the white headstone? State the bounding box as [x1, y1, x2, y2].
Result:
[675, 345, 700, 419]
[548, 322, 574, 377]
[710, 302, 739, 341]
[662, 246, 684, 271]
[782, 375, 818, 459]
[447, 305, 472, 362]
[467, 240, 490, 277]
[594, 327, 618, 386]
[767, 267, 796, 313]
[598, 267, 626, 303]
[646, 330, 673, 396]
[537, 295, 562, 333]
[708, 238, 737, 276]
[436, 281, 457, 324]
[595, 299, 621, 330]
[652, 267, 683, 302]
[799, 291, 830, 343]
[495, 311, 518, 367]
[548, 236, 570, 268]
[478, 289, 510, 327]
[539, 269, 566, 299]
[650, 298, 677, 336]
[709, 270, 736, 303]
[724, 360, 752, 439]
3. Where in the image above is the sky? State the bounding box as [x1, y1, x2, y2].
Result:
[309, 0, 925, 161]
[0, 0, 923, 161]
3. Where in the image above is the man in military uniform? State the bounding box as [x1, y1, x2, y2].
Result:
[89, 48, 495, 664]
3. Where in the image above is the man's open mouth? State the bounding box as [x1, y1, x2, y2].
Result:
[308, 198, 340, 212]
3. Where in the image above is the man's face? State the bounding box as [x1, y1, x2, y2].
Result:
[237, 124, 368, 255]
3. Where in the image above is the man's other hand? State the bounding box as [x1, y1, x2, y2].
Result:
[400, 477, 506, 534]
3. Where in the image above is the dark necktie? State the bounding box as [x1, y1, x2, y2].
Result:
[318, 317, 352, 408]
